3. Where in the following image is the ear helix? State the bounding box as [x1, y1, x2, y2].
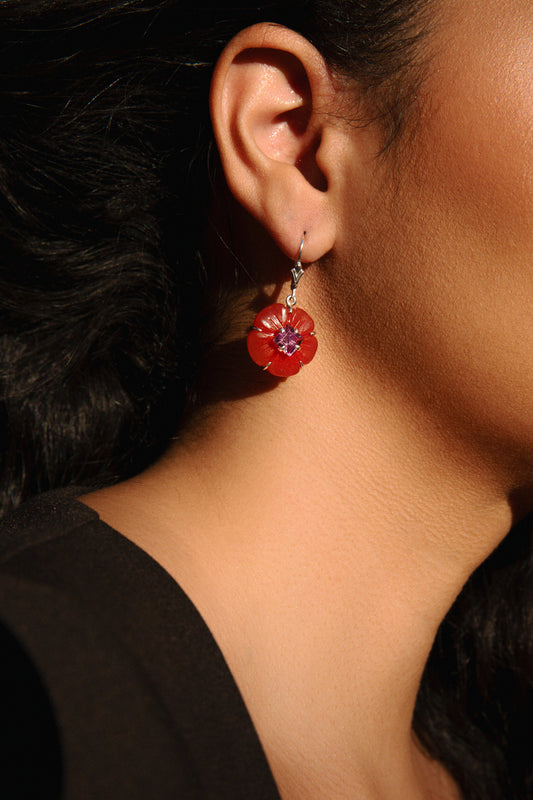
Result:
[246, 232, 317, 378]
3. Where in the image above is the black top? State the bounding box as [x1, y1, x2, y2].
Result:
[0, 489, 281, 799]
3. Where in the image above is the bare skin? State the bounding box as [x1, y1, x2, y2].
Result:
[83, 3, 533, 798]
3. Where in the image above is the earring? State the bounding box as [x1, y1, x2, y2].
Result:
[246, 232, 317, 377]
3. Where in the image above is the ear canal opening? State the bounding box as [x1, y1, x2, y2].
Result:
[295, 130, 328, 192]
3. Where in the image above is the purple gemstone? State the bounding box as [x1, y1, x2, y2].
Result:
[274, 325, 303, 356]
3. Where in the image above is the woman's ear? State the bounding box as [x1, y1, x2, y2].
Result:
[209, 23, 342, 263]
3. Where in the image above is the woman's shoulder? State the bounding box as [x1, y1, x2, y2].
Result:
[0, 488, 281, 800]
[0, 486, 98, 561]
[0, 487, 187, 645]
[0, 487, 219, 679]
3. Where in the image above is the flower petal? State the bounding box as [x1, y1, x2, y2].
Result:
[252, 303, 289, 333]
[247, 329, 276, 367]
[288, 306, 315, 336]
[298, 333, 318, 364]
[267, 352, 302, 377]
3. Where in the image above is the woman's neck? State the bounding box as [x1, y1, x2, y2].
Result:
[82, 352, 514, 800]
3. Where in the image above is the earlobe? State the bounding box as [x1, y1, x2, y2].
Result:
[210, 24, 338, 263]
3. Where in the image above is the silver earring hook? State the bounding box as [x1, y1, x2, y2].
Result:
[286, 231, 306, 311]
[296, 232, 306, 266]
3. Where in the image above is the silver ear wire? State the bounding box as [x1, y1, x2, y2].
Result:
[286, 231, 306, 311]
[296, 231, 306, 264]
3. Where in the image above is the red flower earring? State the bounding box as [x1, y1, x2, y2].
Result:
[247, 232, 318, 378]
